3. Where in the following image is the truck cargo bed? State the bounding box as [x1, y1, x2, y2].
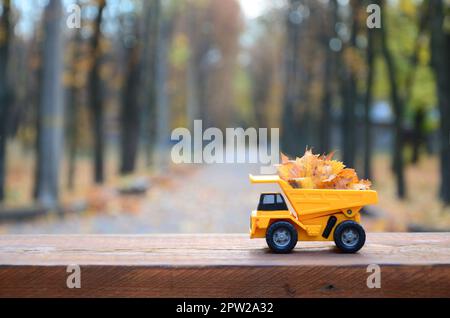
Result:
[250, 175, 378, 216]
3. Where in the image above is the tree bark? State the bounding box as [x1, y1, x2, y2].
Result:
[154, 12, 175, 168]
[88, 0, 106, 184]
[34, 0, 65, 210]
[32, 28, 44, 200]
[340, 0, 359, 167]
[66, 82, 80, 190]
[405, 1, 430, 165]
[186, 4, 213, 127]
[186, 3, 200, 131]
[66, 28, 82, 190]
[379, 0, 406, 198]
[139, 0, 160, 167]
[120, 24, 142, 174]
[411, 107, 425, 164]
[430, 0, 450, 204]
[319, 0, 338, 154]
[281, 0, 302, 156]
[363, 9, 376, 180]
[0, 0, 12, 201]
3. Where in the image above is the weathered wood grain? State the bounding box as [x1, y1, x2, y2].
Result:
[0, 233, 449, 297]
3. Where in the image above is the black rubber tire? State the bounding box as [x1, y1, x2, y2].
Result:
[333, 221, 366, 253]
[266, 221, 298, 253]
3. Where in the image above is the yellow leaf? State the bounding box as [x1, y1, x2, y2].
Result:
[277, 150, 371, 190]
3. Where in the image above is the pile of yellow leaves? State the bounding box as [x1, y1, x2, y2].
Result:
[276, 150, 372, 190]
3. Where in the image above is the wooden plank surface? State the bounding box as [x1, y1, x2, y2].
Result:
[0, 233, 449, 297]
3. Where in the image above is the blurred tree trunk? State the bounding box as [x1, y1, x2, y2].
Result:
[88, 0, 106, 183]
[319, 0, 337, 154]
[299, 69, 312, 150]
[66, 29, 82, 190]
[120, 24, 142, 174]
[340, 0, 359, 167]
[66, 86, 80, 190]
[405, 2, 430, 165]
[186, 4, 212, 127]
[363, 10, 376, 180]
[154, 14, 175, 168]
[34, 0, 64, 210]
[281, 0, 301, 156]
[31, 27, 44, 199]
[249, 30, 274, 129]
[411, 107, 425, 164]
[379, 0, 406, 198]
[430, 0, 450, 204]
[140, 0, 160, 167]
[186, 3, 200, 131]
[250, 59, 272, 129]
[250, 56, 270, 129]
[0, 0, 12, 201]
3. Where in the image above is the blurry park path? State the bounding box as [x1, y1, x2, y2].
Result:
[0, 163, 281, 234]
[5, 154, 442, 234]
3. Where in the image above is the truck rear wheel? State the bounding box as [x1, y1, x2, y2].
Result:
[266, 221, 297, 253]
[333, 221, 366, 253]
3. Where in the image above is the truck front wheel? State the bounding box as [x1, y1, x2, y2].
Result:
[266, 221, 298, 253]
[333, 221, 366, 253]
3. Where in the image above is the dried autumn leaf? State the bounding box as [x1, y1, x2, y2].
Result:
[277, 149, 371, 190]
[281, 152, 290, 164]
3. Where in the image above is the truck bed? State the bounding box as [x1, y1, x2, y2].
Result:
[250, 175, 378, 215]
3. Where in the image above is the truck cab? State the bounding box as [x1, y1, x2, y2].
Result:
[250, 193, 294, 241]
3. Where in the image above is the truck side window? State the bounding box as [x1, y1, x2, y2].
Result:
[258, 193, 288, 211]
[262, 194, 275, 205]
[276, 194, 284, 204]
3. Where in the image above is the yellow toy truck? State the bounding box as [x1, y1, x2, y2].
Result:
[249, 175, 378, 253]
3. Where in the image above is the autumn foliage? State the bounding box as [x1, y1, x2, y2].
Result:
[276, 150, 372, 190]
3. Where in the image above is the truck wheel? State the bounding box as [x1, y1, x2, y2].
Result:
[333, 221, 366, 253]
[266, 221, 298, 253]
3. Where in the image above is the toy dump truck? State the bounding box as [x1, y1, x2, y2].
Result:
[249, 175, 378, 253]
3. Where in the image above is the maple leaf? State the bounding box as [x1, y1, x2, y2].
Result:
[277, 150, 371, 190]
[280, 152, 290, 164]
